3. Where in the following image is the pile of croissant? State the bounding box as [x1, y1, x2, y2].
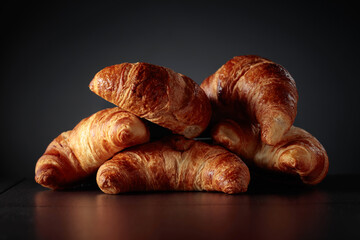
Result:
[35, 55, 329, 194]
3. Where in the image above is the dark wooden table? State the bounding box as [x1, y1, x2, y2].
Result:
[1, 175, 359, 240]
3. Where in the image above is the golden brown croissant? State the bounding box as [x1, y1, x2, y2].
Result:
[212, 119, 329, 185]
[35, 107, 150, 190]
[96, 135, 250, 194]
[201, 55, 298, 145]
[89, 62, 211, 139]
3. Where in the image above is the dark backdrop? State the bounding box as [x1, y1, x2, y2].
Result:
[1, 0, 359, 179]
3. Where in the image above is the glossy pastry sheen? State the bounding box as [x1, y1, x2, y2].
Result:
[96, 135, 250, 194]
[89, 62, 211, 138]
[201, 55, 298, 145]
[35, 108, 150, 190]
[212, 119, 329, 185]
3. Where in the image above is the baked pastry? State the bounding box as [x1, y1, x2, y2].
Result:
[201, 55, 298, 145]
[89, 62, 211, 138]
[96, 135, 250, 194]
[212, 119, 329, 185]
[35, 107, 150, 190]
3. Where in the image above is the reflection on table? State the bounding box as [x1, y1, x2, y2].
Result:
[34, 188, 329, 240]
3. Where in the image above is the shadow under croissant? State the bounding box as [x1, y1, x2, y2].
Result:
[45, 165, 316, 194]
[42, 173, 98, 192]
[143, 119, 173, 141]
[246, 168, 322, 195]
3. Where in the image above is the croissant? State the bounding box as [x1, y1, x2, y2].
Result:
[35, 107, 150, 190]
[89, 62, 212, 139]
[96, 135, 250, 194]
[212, 119, 329, 185]
[201, 55, 298, 145]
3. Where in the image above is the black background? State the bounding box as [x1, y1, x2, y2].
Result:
[1, 0, 359, 179]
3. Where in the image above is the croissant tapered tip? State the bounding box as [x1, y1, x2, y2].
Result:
[277, 147, 328, 185]
[96, 171, 123, 194]
[35, 165, 63, 190]
[213, 159, 251, 194]
[89, 80, 94, 91]
[279, 148, 307, 171]
[261, 113, 292, 145]
[221, 182, 249, 194]
[183, 125, 203, 139]
[279, 144, 329, 185]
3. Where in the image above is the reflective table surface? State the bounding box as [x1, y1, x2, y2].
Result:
[1, 175, 359, 240]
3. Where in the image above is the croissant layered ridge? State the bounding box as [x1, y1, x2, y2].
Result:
[201, 55, 298, 145]
[96, 135, 250, 194]
[89, 62, 212, 139]
[212, 120, 329, 185]
[35, 107, 150, 190]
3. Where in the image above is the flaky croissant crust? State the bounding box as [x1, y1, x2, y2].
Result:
[212, 119, 329, 185]
[96, 135, 250, 194]
[35, 107, 150, 190]
[201, 55, 298, 145]
[89, 62, 211, 138]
